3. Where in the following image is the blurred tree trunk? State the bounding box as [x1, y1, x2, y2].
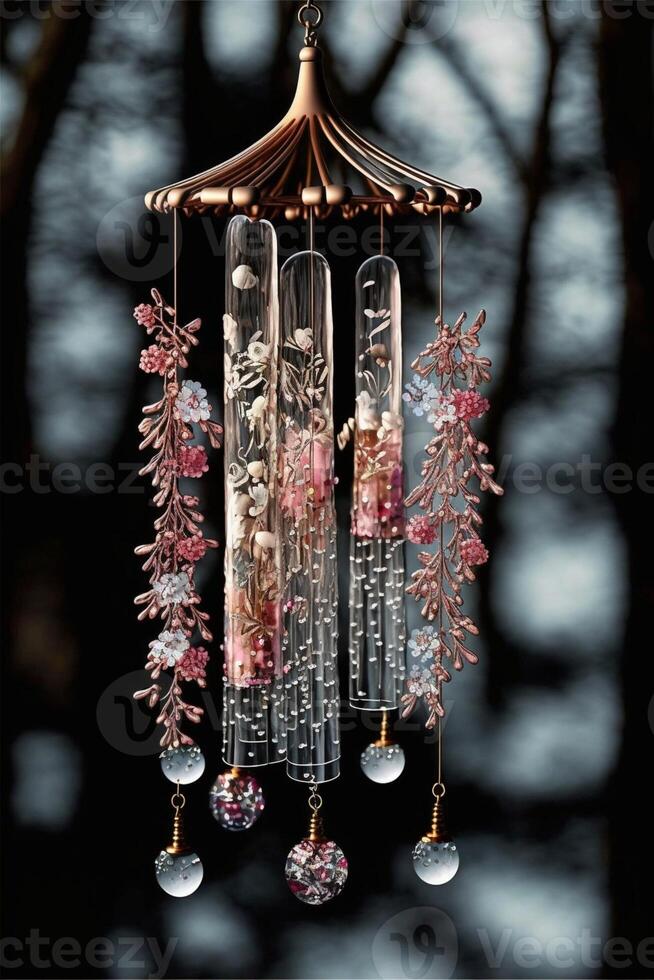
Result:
[0, 11, 92, 463]
[598, 14, 654, 973]
[480, 9, 562, 705]
[437, 7, 564, 705]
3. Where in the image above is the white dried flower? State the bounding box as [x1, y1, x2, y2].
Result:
[223, 313, 238, 350]
[247, 460, 265, 480]
[228, 514, 249, 549]
[356, 391, 379, 431]
[249, 483, 268, 516]
[247, 340, 270, 364]
[149, 629, 189, 668]
[153, 571, 191, 606]
[175, 380, 211, 423]
[254, 531, 276, 550]
[246, 394, 267, 424]
[232, 265, 258, 290]
[293, 328, 312, 350]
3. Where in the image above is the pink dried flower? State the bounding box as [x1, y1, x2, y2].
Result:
[453, 388, 490, 421]
[177, 534, 208, 563]
[460, 537, 489, 565]
[134, 303, 157, 328]
[403, 310, 503, 728]
[177, 645, 209, 684]
[406, 514, 438, 545]
[139, 344, 172, 375]
[177, 445, 208, 478]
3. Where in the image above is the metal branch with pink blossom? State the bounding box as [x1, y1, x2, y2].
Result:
[132, 289, 223, 749]
[402, 310, 503, 728]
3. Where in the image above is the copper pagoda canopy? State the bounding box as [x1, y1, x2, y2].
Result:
[145, 10, 481, 220]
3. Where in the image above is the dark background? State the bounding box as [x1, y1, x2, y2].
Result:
[1, 1, 653, 978]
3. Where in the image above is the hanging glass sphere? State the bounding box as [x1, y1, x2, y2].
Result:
[160, 744, 205, 785]
[155, 850, 203, 897]
[360, 742, 405, 783]
[285, 839, 348, 905]
[209, 769, 264, 831]
[412, 839, 459, 885]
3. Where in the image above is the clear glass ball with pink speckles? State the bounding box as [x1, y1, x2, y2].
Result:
[285, 839, 348, 905]
[209, 769, 264, 831]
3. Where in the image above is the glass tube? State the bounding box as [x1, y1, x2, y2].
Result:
[349, 255, 406, 711]
[279, 249, 340, 783]
[222, 215, 285, 767]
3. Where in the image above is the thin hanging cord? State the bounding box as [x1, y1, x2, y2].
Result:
[308, 208, 315, 484]
[170, 209, 182, 594]
[437, 206, 444, 790]
[379, 205, 384, 256]
[438, 207, 444, 327]
[307, 207, 317, 781]
[173, 210, 178, 328]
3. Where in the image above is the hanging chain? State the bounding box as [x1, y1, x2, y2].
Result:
[171, 781, 186, 813]
[298, 0, 323, 45]
[308, 782, 323, 812]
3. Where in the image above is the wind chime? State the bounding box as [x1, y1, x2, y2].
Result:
[131, 0, 501, 903]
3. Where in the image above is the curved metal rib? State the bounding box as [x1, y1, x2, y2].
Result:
[236, 117, 308, 191]
[147, 119, 296, 209]
[334, 116, 462, 192]
[309, 115, 333, 186]
[320, 115, 396, 194]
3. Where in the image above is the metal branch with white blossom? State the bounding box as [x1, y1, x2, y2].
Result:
[402, 310, 503, 728]
[131, 289, 223, 748]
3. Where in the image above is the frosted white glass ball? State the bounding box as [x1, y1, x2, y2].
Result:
[360, 743, 405, 784]
[155, 850, 203, 897]
[412, 839, 459, 885]
[160, 745, 205, 785]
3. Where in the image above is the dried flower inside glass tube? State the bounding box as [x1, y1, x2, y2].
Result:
[348, 255, 406, 714]
[222, 216, 284, 768]
[279, 248, 340, 784]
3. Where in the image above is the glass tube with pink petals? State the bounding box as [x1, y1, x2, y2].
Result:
[279, 248, 340, 784]
[348, 254, 406, 712]
[222, 215, 285, 768]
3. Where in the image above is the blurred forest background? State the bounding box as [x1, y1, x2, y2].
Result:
[1, 1, 653, 978]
